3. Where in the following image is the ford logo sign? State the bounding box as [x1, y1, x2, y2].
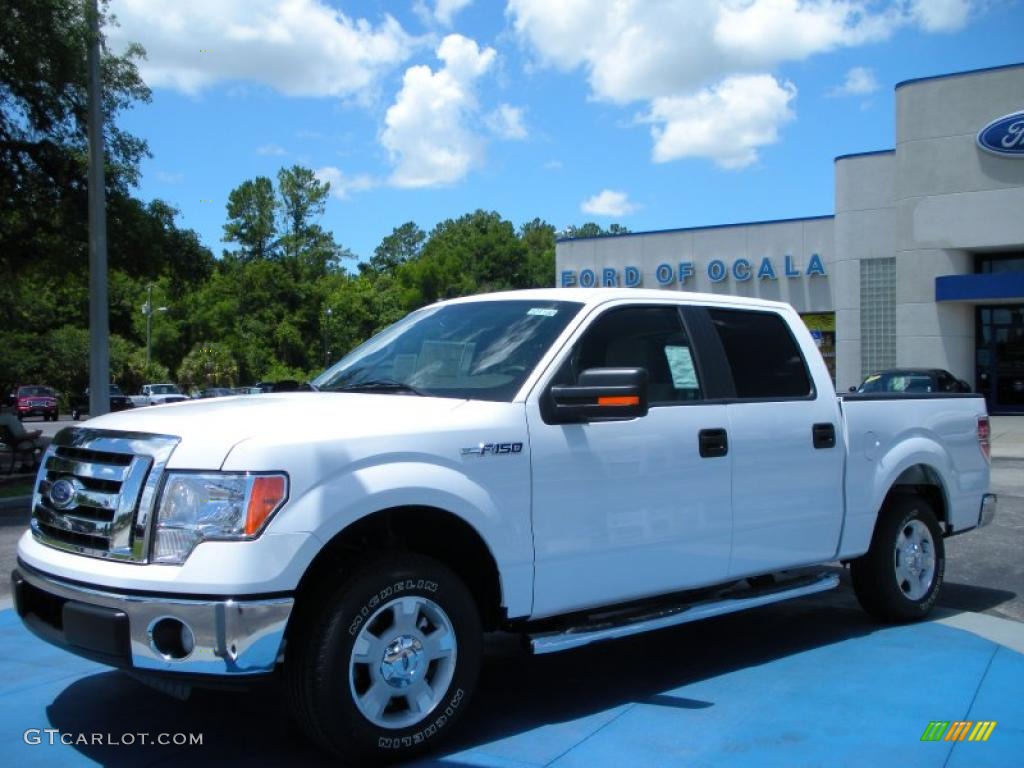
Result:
[48, 477, 79, 510]
[977, 110, 1024, 157]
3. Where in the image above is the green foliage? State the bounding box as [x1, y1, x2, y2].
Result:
[0, 6, 565, 391]
[177, 342, 239, 391]
[224, 176, 276, 260]
[560, 222, 631, 239]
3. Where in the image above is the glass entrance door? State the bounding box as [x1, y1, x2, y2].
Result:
[976, 305, 1024, 414]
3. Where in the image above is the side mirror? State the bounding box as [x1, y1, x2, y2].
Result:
[547, 368, 649, 424]
[848, 386, 857, 393]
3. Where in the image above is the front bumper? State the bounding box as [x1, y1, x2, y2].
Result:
[12, 562, 293, 677]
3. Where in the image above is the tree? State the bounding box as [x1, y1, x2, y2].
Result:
[224, 176, 276, 260]
[519, 218, 556, 287]
[277, 165, 329, 252]
[364, 221, 425, 276]
[560, 222, 631, 239]
[177, 342, 238, 391]
[0, 0, 151, 279]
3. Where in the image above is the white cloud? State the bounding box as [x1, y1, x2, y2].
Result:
[829, 66, 879, 97]
[911, 0, 972, 32]
[544, 159, 563, 171]
[485, 104, 528, 140]
[315, 166, 377, 199]
[508, 0, 977, 166]
[256, 143, 288, 156]
[645, 74, 796, 169]
[580, 189, 638, 217]
[106, 0, 415, 97]
[435, 0, 475, 27]
[155, 170, 184, 183]
[381, 34, 496, 188]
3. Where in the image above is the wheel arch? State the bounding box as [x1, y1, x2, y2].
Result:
[290, 505, 505, 632]
[882, 462, 949, 529]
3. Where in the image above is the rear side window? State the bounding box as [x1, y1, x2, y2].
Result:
[707, 308, 812, 399]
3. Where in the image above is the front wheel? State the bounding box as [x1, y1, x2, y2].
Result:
[851, 495, 945, 622]
[285, 553, 481, 761]
[71, 408, 80, 421]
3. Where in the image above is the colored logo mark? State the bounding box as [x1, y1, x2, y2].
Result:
[921, 721, 997, 742]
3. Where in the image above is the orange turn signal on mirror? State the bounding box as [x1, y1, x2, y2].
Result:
[597, 395, 640, 407]
[245, 475, 288, 535]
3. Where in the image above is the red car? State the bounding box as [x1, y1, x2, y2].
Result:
[7, 385, 59, 421]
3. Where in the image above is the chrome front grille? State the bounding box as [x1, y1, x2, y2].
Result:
[31, 428, 180, 562]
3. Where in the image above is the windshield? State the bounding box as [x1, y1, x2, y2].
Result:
[110, 386, 123, 396]
[314, 300, 582, 401]
[859, 372, 934, 393]
[18, 386, 53, 397]
[151, 384, 181, 394]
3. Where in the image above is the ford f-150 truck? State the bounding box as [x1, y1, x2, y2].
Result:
[12, 289, 996, 761]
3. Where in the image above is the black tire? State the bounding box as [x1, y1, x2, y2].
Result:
[72, 408, 80, 421]
[285, 553, 481, 762]
[851, 495, 945, 622]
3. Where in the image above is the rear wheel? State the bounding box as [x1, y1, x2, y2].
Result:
[286, 553, 481, 761]
[851, 495, 945, 622]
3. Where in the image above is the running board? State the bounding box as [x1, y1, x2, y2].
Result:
[529, 571, 839, 655]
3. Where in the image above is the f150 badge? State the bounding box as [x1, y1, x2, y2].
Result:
[461, 442, 523, 457]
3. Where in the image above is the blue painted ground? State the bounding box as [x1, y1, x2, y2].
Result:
[1, 597, 1021, 767]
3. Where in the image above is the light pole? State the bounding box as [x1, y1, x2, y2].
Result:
[142, 284, 168, 369]
[86, 0, 110, 418]
[323, 307, 333, 367]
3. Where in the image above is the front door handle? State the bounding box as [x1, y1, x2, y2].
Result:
[699, 428, 729, 458]
[813, 422, 836, 449]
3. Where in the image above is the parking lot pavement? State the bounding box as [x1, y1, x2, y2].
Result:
[0, 590, 1021, 767]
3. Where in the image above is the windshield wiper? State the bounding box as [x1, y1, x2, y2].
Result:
[334, 378, 425, 396]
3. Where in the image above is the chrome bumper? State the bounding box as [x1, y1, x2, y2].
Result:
[13, 563, 293, 676]
[978, 493, 997, 528]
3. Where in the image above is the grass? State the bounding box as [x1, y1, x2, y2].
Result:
[0, 481, 34, 499]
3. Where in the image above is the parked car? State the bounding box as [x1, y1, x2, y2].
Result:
[854, 368, 971, 394]
[14, 289, 995, 762]
[253, 379, 308, 393]
[130, 383, 191, 407]
[5, 385, 58, 421]
[197, 387, 233, 399]
[69, 385, 135, 421]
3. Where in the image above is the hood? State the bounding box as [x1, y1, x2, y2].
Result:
[80, 392, 469, 469]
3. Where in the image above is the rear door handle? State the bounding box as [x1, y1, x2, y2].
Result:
[699, 428, 729, 458]
[812, 423, 836, 449]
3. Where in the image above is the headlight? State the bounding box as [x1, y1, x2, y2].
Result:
[153, 472, 288, 564]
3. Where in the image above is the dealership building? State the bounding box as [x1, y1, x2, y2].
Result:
[555, 63, 1024, 414]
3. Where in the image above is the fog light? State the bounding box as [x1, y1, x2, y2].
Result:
[149, 617, 195, 660]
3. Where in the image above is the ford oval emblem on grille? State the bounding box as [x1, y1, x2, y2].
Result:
[48, 477, 79, 510]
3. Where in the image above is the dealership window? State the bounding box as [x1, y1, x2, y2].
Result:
[707, 308, 812, 399]
[860, 258, 896, 374]
[802, 313, 836, 383]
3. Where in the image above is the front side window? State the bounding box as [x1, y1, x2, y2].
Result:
[315, 300, 583, 401]
[554, 305, 702, 404]
[707, 308, 812, 399]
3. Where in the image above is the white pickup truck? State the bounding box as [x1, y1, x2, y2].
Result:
[13, 289, 996, 760]
[131, 382, 190, 408]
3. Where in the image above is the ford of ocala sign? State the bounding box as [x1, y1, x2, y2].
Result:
[560, 254, 826, 288]
[977, 110, 1024, 157]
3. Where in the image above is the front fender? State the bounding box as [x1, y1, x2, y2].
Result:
[267, 459, 534, 618]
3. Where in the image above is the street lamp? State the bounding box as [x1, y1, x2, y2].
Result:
[142, 284, 168, 368]
[323, 307, 333, 367]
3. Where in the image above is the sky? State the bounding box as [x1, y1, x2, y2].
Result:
[106, 0, 1024, 265]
